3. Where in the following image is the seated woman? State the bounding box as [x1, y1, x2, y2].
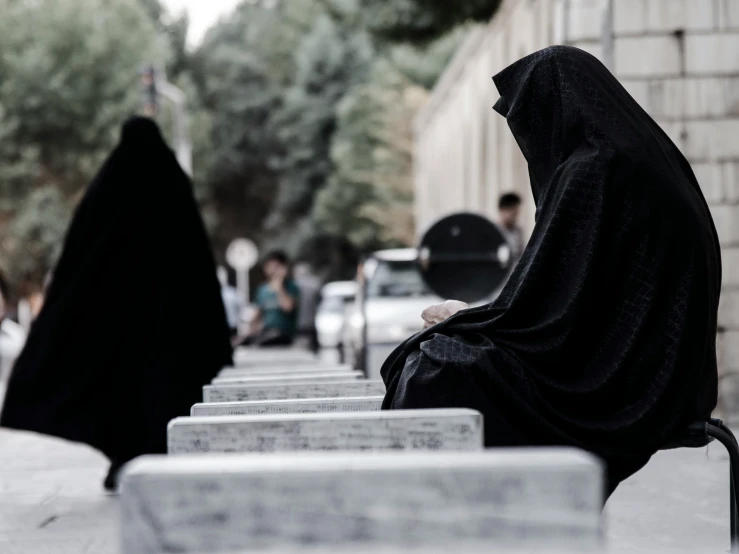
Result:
[381, 46, 721, 498]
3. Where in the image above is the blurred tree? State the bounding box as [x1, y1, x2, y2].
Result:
[358, 0, 501, 43]
[268, 16, 373, 236]
[312, 58, 426, 249]
[193, 1, 374, 267]
[164, 12, 192, 80]
[296, 234, 360, 283]
[188, 0, 475, 277]
[189, 1, 321, 260]
[386, 26, 470, 88]
[3, 188, 71, 287]
[136, 0, 165, 24]
[0, 0, 165, 284]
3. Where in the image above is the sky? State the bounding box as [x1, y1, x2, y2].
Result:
[162, 0, 243, 46]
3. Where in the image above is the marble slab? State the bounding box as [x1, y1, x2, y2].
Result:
[176, 547, 608, 554]
[167, 409, 483, 454]
[120, 449, 604, 553]
[191, 396, 385, 416]
[233, 348, 317, 367]
[204, 380, 385, 403]
[218, 364, 351, 377]
[210, 371, 364, 386]
[179, 541, 608, 554]
[173, 540, 608, 554]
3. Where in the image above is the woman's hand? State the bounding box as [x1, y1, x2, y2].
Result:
[422, 300, 469, 329]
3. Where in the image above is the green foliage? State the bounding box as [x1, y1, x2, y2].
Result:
[312, 57, 425, 249]
[387, 26, 470, 88]
[270, 16, 373, 226]
[0, 0, 166, 283]
[2, 187, 71, 286]
[195, 0, 473, 272]
[358, 0, 501, 43]
[0, 0, 484, 286]
[190, 2, 305, 257]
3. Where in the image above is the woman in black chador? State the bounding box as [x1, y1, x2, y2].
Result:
[381, 46, 721, 497]
[1, 117, 233, 490]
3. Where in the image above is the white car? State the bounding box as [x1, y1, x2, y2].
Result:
[343, 249, 441, 379]
[315, 281, 357, 352]
[345, 248, 503, 379]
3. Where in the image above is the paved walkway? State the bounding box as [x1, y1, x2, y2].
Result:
[0, 427, 732, 554]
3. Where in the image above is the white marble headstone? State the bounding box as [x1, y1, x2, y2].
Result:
[203, 380, 385, 402]
[218, 364, 351, 378]
[233, 348, 317, 366]
[181, 541, 600, 554]
[167, 409, 483, 454]
[120, 449, 604, 554]
[191, 396, 384, 416]
[210, 371, 364, 386]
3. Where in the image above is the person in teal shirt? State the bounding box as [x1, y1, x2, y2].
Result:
[240, 251, 300, 346]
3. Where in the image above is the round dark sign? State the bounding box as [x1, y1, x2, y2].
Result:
[418, 212, 512, 304]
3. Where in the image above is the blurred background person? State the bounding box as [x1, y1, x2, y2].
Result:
[498, 192, 525, 264]
[0, 118, 233, 491]
[293, 262, 321, 353]
[217, 265, 244, 338]
[238, 251, 300, 347]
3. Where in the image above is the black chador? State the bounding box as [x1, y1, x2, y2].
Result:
[1, 118, 233, 489]
[382, 46, 721, 497]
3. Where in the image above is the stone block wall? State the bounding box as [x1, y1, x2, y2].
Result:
[611, 0, 739, 418]
[414, 0, 739, 418]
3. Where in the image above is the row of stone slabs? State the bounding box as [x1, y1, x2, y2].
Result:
[120, 350, 605, 554]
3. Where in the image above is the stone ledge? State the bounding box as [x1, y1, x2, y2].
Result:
[210, 371, 364, 385]
[203, 380, 386, 403]
[191, 396, 384, 417]
[120, 449, 604, 554]
[167, 409, 484, 455]
[218, 364, 350, 377]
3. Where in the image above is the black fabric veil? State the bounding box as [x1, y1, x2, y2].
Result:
[381, 46, 721, 493]
[1, 117, 233, 463]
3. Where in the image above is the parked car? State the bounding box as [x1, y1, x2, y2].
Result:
[345, 248, 504, 379]
[343, 249, 438, 379]
[315, 281, 357, 355]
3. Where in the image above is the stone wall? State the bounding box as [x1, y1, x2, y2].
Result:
[414, 0, 739, 418]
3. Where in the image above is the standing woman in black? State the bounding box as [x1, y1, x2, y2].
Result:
[382, 46, 721, 497]
[1, 117, 233, 490]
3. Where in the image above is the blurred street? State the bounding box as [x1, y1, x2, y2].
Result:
[0, 430, 116, 554]
[0, 0, 737, 552]
[0, 426, 731, 554]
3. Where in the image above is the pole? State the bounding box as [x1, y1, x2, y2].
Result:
[236, 269, 249, 305]
[139, 64, 193, 176]
[158, 78, 193, 176]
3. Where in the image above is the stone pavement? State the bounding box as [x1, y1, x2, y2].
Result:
[0, 427, 731, 554]
[0, 429, 117, 553]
